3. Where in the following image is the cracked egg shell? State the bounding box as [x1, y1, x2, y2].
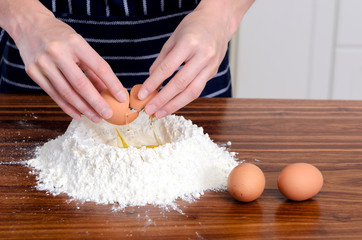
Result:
[130, 84, 158, 111]
[101, 89, 139, 125]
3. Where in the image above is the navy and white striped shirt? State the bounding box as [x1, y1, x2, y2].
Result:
[0, 0, 231, 98]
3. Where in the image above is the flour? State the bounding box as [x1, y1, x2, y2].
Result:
[27, 112, 237, 209]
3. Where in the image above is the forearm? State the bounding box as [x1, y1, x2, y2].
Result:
[0, 0, 54, 42]
[195, 0, 255, 38]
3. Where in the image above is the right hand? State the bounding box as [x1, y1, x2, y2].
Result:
[13, 9, 127, 122]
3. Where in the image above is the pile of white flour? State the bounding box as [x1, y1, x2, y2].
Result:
[28, 112, 237, 209]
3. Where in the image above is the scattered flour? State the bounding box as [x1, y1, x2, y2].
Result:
[27, 112, 237, 209]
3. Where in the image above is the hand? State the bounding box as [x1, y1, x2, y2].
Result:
[138, 0, 253, 118]
[11, 4, 127, 122]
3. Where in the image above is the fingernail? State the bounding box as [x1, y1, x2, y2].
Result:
[116, 89, 127, 102]
[89, 113, 101, 123]
[138, 88, 148, 100]
[91, 114, 101, 123]
[101, 108, 113, 119]
[145, 104, 157, 115]
[71, 112, 81, 120]
[156, 110, 167, 118]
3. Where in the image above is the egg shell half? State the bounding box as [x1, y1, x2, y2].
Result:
[277, 163, 323, 201]
[101, 89, 139, 125]
[227, 163, 265, 202]
[130, 84, 158, 111]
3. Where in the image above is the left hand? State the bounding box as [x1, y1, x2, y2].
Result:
[137, 2, 236, 118]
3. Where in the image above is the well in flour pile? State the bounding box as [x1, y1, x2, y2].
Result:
[28, 112, 237, 208]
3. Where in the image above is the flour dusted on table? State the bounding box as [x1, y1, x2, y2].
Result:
[28, 112, 237, 208]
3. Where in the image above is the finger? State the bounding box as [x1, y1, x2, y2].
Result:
[26, 64, 82, 120]
[149, 38, 175, 75]
[154, 73, 207, 119]
[71, 36, 127, 102]
[84, 68, 107, 93]
[154, 64, 218, 118]
[55, 55, 114, 120]
[138, 42, 191, 101]
[144, 55, 206, 116]
[37, 55, 100, 122]
[37, 54, 103, 122]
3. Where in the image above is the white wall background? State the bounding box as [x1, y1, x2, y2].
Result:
[230, 0, 362, 100]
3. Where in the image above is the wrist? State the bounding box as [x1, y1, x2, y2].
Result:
[195, 0, 254, 38]
[0, 0, 54, 42]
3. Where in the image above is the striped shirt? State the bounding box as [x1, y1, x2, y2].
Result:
[0, 0, 232, 97]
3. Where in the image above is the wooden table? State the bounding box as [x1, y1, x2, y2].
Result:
[1, 94, 362, 239]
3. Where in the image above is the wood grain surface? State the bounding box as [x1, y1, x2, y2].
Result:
[1, 94, 362, 239]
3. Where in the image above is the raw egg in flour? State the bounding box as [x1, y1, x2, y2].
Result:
[101, 85, 158, 125]
[227, 163, 265, 202]
[277, 163, 323, 201]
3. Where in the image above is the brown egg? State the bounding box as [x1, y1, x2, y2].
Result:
[130, 84, 158, 111]
[227, 163, 265, 202]
[126, 111, 139, 124]
[277, 163, 323, 201]
[101, 89, 139, 125]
